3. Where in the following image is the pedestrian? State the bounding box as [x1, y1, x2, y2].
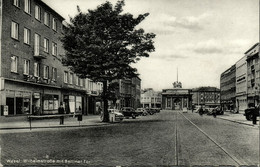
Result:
[198, 106, 203, 116]
[252, 104, 259, 125]
[58, 103, 65, 125]
[212, 108, 217, 118]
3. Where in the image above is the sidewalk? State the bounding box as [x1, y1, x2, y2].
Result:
[0, 115, 108, 130]
[216, 112, 260, 128]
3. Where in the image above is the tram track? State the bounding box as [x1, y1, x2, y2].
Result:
[178, 111, 249, 166]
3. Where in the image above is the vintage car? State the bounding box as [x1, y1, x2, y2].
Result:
[244, 107, 260, 121]
[108, 109, 124, 122]
[120, 107, 139, 119]
[136, 108, 148, 116]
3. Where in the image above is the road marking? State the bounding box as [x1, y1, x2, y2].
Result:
[174, 112, 178, 165]
[180, 112, 248, 166]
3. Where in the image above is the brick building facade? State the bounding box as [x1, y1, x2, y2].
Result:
[0, 0, 103, 116]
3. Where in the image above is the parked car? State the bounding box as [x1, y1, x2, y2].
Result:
[108, 109, 124, 122]
[206, 107, 223, 115]
[120, 107, 139, 119]
[146, 108, 156, 115]
[244, 107, 260, 121]
[136, 108, 147, 116]
[152, 108, 161, 113]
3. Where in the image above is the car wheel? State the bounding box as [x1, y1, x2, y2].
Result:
[132, 114, 136, 119]
[246, 114, 253, 121]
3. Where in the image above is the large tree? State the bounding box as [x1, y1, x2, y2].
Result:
[61, 0, 155, 122]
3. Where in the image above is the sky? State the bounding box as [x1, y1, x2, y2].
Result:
[42, 0, 259, 91]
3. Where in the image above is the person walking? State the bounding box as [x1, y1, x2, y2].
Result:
[58, 103, 65, 125]
[198, 106, 203, 116]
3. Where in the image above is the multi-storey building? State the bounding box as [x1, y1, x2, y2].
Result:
[235, 55, 248, 112]
[245, 43, 259, 106]
[220, 64, 236, 111]
[111, 77, 141, 109]
[141, 88, 162, 108]
[0, 0, 102, 116]
[191, 87, 220, 108]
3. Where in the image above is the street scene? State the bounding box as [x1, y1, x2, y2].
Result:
[0, 0, 259, 166]
[0, 111, 259, 166]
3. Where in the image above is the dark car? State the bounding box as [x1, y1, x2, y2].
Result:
[244, 107, 260, 121]
[152, 108, 161, 113]
[120, 107, 139, 119]
[207, 106, 223, 115]
[146, 108, 156, 115]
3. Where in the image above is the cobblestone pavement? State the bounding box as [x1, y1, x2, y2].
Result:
[0, 111, 259, 166]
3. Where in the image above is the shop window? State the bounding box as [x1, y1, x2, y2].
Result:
[6, 98, 15, 115]
[43, 95, 59, 113]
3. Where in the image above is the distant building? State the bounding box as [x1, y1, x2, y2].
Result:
[141, 88, 162, 108]
[235, 55, 248, 112]
[192, 87, 220, 108]
[112, 77, 141, 109]
[245, 43, 259, 106]
[161, 81, 192, 110]
[220, 65, 236, 111]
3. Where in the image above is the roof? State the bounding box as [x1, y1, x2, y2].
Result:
[244, 43, 259, 54]
[36, 0, 65, 21]
[192, 86, 220, 92]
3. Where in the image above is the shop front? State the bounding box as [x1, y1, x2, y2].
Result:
[5, 89, 32, 115]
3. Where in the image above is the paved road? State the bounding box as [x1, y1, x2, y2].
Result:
[0, 110, 259, 166]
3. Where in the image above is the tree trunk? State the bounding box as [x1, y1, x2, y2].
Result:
[102, 80, 109, 122]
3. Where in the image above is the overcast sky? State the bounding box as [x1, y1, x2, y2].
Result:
[43, 0, 259, 91]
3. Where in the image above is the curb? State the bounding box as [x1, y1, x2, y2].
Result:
[0, 122, 111, 130]
[217, 117, 259, 128]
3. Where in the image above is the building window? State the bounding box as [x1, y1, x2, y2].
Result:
[23, 59, 29, 75]
[52, 42, 57, 56]
[52, 67, 57, 81]
[44, 12, 50, 26]
[11, 56, 18, 73]
[44, 38, 49, 53]
[75, 75, 79, 85]
[11, 21, 19, 40]
[34, 62, 40, 77]
[52, 18, 57, 31]
[34, 33, 40, 55]
[43, 65, 49, 79]
[13, 0, 20, 7]
[64, 71, 68, 83]
[35, 5, 41, 20]
[24, 0, 31, 14]
[80, 79, 83, 86]
[24, 28, 30, 44]
[69, 72, 73, 84]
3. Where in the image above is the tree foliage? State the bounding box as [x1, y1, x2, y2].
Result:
[61, 0, 155, 82]
[61, 0, 155, 121]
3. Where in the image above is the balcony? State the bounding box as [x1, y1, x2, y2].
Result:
[34, 45, 48, 59]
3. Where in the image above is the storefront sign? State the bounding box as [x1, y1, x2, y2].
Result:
[33, 93, 40, 99]
[3, 105, 8, 116]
